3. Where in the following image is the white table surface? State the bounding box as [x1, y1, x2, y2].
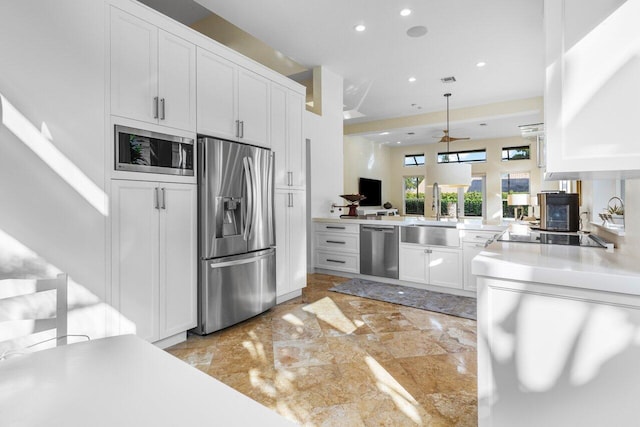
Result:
[313, 216, 507, 232]
[0, 334, 293, 426]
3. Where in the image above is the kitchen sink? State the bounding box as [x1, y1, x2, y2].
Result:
[401, 225, 461, 247]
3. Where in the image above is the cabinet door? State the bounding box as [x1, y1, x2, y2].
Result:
[158, 183, 197, 339]
[110, 8, 158, 124]
[270, 84, 287, 187]
[238, 68, 270, 147]
[158, 30, 196, 132]
[399, 245, 427, 284]
[196, 48, 237, 140]
[288, 191, 307, 292]
[111, 180, 159, 342]
[287, 91, 305, 188]
[429, 249, 462, 289]
[463, 242, 484, 292]
[274, 191, 290, 296]
[545, 0, 640, 177]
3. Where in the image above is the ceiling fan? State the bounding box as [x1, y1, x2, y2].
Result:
[434, 93, 470, 148]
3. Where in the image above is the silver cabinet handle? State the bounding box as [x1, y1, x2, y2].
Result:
[288, 193, 293, 208]
[327, 259, 346, 264]
[153, 97, 159, 119]
[326, 240, 346, 244]
[160, 187, 166, 209]
[240, 121, 244, 138]
[423, 249, 432, 254]
[235, 120, 240, 137]
[288, 171, 293, 186]
[154, 187, 159, 209]
[326, 226, 345, 230]
[160, 98, 165, 120]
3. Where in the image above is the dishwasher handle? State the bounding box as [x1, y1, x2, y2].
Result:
[361, 226, 396, 233]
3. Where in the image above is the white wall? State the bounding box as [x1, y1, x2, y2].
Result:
[305, 67, 344, 218]
[0, 1, 108, 339]
[343, 135, 392, 206]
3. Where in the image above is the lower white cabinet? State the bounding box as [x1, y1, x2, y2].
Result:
[111, 179, 197, 343]
[399, 244, 462, 289]
[275, 190, 306, 300]
[313, 221, 360, 274]
[462, 230, 498, 292]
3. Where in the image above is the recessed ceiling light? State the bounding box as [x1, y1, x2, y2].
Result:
[476, 61, 487, 68]
[408, 77, 416, 82]
[406, 26, 428, 38]
[354, 24, 366, 32]
[379, 131, 390, 136]
[396, 141, 402, 144]
[400, 8, 412, 16]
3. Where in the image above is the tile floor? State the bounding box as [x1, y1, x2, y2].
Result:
[166, 273, 478, 426]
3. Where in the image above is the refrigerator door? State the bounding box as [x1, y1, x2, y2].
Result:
[247, 145, 275, 252]
[194, 248, 276, 334]
[198, 138, 250, 258]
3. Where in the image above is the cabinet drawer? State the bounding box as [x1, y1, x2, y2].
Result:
[461, 230, 499, 243]
[314, 222, 359, 234]
[315, 251, 359, 273]
[315, 232, 359, 252]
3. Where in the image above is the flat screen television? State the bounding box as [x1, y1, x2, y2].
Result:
[359, 177, 382, 206]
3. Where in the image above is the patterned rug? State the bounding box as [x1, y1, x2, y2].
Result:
[329, 278, 476, 320]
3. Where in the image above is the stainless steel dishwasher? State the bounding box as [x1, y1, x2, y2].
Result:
[360, 225, 399, 279]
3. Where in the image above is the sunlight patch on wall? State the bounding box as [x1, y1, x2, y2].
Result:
[0, 93, 108, 216]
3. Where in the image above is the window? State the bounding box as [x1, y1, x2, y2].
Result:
[404, 176, 424, 215]
[437, 149, 486, 163]
[464, 175, 485, 217]
[502, 145, 530, 161]
[404, 154, 425, 166]
[502, 172, 530, 218]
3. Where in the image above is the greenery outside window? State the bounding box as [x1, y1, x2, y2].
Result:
[501, 172, 530, 218]
[502, 145, 530, 161]
[404, 154, 425, 166]
[437, 149, 486, 163]
[404, 176, 424, 215]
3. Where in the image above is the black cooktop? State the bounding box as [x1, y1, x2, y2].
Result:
[497, 230, 609, 248]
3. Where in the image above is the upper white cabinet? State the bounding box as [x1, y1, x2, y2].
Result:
[197, 47, 270, 147]
[110, 7, 196, 132]
[271, 84, 305, 189]
[111, 180, 197, 343]
[544, 0, 640, 179]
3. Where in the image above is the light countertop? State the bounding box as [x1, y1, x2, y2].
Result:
[313, 216, 507, 232]
[472, 239, 640, 295]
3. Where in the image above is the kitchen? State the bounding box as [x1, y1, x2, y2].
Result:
[1, 0, 640, 426]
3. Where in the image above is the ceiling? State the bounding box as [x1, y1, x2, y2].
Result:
[138, 0, 545, 144]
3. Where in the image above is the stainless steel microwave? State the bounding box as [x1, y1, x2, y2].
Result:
[115, 125, 194, 176]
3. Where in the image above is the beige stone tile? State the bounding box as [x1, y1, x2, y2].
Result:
[355, 393, 447, 427]
[303, 403, 366, 427]
[272, 305, 324, 341]
[273, 338, 335, 369]
[421, 390, 478, 427]
[213, 368, 278, 410]
[399, 354, 477, 395]
[379, 330, 449, 359]
[165, 346, 214, 367]
[421, 326, 477, 354]
[361, 311, 419, 333]
[326, 334, 395, 364]
[208, 340, 274, 376]
[347, 298, 402, 314]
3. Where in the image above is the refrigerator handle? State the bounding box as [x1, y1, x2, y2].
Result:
[242, 156, 254, 241]
[267, 152, 275, 245]
[209, 250, 273, 269]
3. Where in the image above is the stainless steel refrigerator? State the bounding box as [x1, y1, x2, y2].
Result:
[193, 137, 276, 335]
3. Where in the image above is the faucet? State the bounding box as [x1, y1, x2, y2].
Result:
[432, 182, 441, 221]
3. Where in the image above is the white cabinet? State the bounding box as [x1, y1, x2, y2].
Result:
[197, 47, 270, 147]
[271, 83, 305, 189]
[110, 7, 196, 131]
[478, 276, 640, 426]
[399, 244, 462, 289]
[275, 190, 306, 301]
[111, 180, 197, 343]
[461, 230, 498, 292]
[544, 0, 640, 178]
[313, 222, 360, 274]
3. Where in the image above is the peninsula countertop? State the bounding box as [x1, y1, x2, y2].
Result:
[472, 238, 640, 295]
